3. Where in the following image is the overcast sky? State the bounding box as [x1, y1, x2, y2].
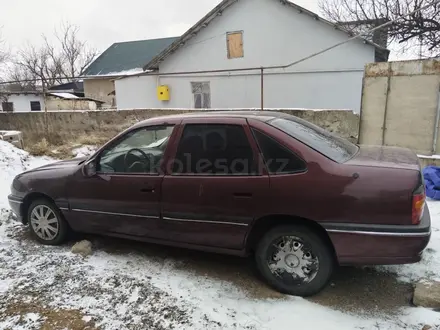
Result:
[1, 0, 320, 52]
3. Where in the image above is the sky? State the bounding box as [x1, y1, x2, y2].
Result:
[0, 0, 319, 53]
[0, 0, 419, 69]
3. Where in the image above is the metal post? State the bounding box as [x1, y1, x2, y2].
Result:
[432, 88, 440, 154]
[381, 62, 392, 146]
[260, 68, 264, 111]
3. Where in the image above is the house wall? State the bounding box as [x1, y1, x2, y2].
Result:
[359, 59, 440, 155]
[1, 94, 45, 112]
[83, 79, 115, 106]
[115, 0, 376, 113]
[45, 97, 98, 111]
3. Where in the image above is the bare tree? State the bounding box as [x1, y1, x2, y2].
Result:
[0, 28, 8, 65]
[0, 27, 10, 86]
[319, 0, 440, 57]
[11, 22, 98, 89]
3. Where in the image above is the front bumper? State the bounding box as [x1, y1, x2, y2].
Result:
[7, 195, 25, 224]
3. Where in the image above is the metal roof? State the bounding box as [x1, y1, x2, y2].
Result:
[144, 0, 389, 70]
[83, 37, 179, 77]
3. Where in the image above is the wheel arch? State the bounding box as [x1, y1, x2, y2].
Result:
[21, 192, 57, 224]
[245, 214, 338, 262]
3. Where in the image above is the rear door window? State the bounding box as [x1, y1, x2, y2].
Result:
[173, 124, 255, 175]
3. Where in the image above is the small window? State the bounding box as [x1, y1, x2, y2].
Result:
[30, 101, 41, 111]
[98, 125, 174, 174]
[227, 31, 244, 59]
[173, 124, 255, 175]
[252, 129, 306, 174]
[191, 82, 210, 109]
[2, 102, 14, 112]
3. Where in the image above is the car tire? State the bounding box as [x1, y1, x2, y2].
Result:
[27, 199, 69, 246]
[255, 225, 334, 297]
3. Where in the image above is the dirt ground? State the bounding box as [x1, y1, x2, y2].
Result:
[0, 225, 429, 330]
[87, 233, 414, 317]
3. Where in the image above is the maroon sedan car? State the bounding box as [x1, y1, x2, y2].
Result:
[8, 111, 430, 296]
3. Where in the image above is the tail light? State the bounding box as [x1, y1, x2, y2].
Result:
[412, 174, 426, 225]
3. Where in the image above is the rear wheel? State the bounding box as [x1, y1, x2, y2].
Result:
[27, 199, 68, 245]
[255, 225, 334, 296]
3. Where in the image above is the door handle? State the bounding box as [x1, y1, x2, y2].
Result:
[233, 193, 253, 198]
[140, 187, 155, 193]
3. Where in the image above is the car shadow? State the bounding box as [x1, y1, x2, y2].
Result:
[75, 233, 413, 316]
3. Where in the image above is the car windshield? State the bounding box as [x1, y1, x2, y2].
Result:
[269, 117, 359, 163]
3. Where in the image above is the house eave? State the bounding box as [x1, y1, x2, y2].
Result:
[142, 0, 238, 71]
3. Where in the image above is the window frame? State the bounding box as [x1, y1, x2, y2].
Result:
[251, 128, 308, 175]
[190, 82, 211, 109]
[95, 124, 176, 176]
[226, 31, 244, 59]
[170, 118, 263, 177]
[30, 101, 41, 111]
[2, 102, 14, 112]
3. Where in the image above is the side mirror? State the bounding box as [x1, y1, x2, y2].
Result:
[83, 159, 97, 177]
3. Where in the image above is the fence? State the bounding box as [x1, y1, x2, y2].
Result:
[359, 59, 440, 156]
[0, 108, 359, 146]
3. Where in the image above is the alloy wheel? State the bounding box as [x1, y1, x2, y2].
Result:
[266, 235, 319, 285]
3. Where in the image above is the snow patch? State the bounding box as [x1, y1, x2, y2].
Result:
[72, 145, 97, 158]
[418, 154, 440, 160]
[49, 92, 79, 99]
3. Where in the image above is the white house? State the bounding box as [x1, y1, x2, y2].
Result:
[0, 92, 45, 112]
[114, 0, 389, 113]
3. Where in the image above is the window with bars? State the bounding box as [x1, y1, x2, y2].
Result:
[191, 82, 211, 109]
[1, 102, 14, 112]
[30, 101, 41, 111]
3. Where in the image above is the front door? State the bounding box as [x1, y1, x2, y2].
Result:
[67, 124, 177, 238]
[160, 118, 270, 250]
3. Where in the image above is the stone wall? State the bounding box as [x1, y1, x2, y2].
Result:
[0, 109, 359, 146]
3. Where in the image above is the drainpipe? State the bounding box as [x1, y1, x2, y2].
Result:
[260, 68, 264, 111]
[432, 87, 440, 154]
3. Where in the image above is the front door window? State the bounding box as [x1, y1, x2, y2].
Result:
[98, 125, 174, 174]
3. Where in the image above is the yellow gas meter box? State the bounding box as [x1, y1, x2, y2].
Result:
[157, 85, 170, 101]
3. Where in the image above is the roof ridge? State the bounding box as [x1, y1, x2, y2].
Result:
[114, 36, 180, 46]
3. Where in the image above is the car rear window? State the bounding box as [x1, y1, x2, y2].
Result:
[268, 117, 359, 163]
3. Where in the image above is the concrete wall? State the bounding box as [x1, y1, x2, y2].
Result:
[115, 0, 375, 113]
[83, 79, 115, 106]
[1, 94, 45, 112]
[0, 109, 359, 146]
[359, 60, 440, 155]
[46, 97, 98, 111]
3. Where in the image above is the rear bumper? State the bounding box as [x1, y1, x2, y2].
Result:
[324, 205, 431, 265]
[8, 195, 25, 224]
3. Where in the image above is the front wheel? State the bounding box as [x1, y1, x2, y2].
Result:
[27, 199, 69, 245]
[255, 225, 334, 297]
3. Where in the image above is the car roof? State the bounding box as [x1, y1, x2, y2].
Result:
[134, 110, 292, 127]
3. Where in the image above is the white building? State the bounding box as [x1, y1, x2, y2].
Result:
[115, 0, 389, 113]
[0, 92, 45, 112]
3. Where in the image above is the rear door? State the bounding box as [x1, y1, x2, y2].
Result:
[160, 117, 270, 250]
